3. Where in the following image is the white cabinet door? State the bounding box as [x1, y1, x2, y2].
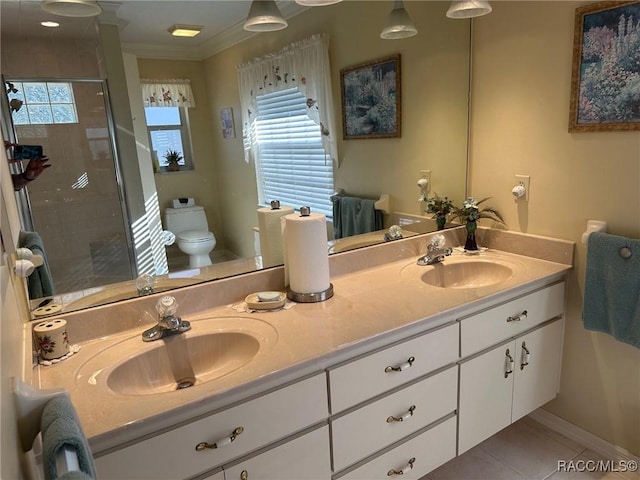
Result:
[202, 469, 225, 479]
[223, 426, 331, 480]
[512, 319, 563, 421]
[458, 342, 515, 454]
[458, 319, 564, 454]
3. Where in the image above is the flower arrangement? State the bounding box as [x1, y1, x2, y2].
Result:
[451, 197, 506, 251]
[425, 194, 454, 230]
[163, 149, 183, 171]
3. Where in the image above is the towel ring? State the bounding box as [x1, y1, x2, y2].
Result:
[619, 247, 632, 259]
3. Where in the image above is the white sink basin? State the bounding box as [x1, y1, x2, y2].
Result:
[76, 317, 277, 395]
[401, 253, 520, 289]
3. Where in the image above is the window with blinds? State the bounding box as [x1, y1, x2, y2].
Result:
[254, 87, 334, 218]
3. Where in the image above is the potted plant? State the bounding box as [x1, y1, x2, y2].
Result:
[451, 197, 506, 251]
[163, 149, 183, 172]
[425, 194, 454, 231]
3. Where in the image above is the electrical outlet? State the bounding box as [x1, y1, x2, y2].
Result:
[515, 174, 530, 201]
[420, 169, 431, 194]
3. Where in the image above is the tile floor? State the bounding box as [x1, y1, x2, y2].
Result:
[423, 416, 640, 480]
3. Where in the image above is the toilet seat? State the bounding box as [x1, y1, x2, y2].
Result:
[177, 230, 215, 243]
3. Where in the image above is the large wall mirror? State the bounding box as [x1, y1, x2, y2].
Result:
[1, 1, 470, 318]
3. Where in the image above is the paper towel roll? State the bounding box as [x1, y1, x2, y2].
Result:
[257, 205, 294, 267]
[283, 212, 330, 294]
[34, 319, 69, 360]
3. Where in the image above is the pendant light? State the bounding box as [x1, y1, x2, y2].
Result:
[294, 0, 342, 5]
[244, 1, 288, 32]
[446, 1, 492, 19]
[41, 0, 102, 17]
[380, 0, 417, 40]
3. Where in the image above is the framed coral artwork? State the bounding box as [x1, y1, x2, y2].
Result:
[569, 1, 640, 132]
[340, 54, 401, 139]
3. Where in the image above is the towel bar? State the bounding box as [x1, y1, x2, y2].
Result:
[330, 189, 391, 214]
[581, 220, 607, 245]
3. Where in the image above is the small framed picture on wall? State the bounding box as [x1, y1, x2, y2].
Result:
[220, 107, 236, 139]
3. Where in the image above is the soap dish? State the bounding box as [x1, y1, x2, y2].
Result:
[245, 292, 286, 311]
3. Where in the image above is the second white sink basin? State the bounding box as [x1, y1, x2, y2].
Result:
[420, 261, 513, 288]
[401, 252, 521, 289]
[76, 317, 278, 396]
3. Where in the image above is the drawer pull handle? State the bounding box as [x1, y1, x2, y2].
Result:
[520, 342, 530, 370]
[507, 310, 528, 323]
[385, 356, 415, 373]
[195, 426, 244, 451]
[387, 405, 416, 423]
[505, 349, 514, 378]
[387, 457, 415, 476]
[240, 470, 248, 480]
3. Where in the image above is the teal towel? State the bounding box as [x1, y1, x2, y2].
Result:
[41, 396, 80, 436]
[19, 230, 55, 298]
[332, 196, 383, 239]
[42, 398, 96, 480]
[583, 232, 640, 348]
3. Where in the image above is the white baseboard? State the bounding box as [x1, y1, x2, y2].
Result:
[529, 408, 640, 464]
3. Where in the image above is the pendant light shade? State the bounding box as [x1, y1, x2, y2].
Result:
[244, 1, 288, 32]
[294, 0, 342, 5]
[446, 1, 492, 19]
[380, 0, 417, 40]
[41, 0, 102, 17]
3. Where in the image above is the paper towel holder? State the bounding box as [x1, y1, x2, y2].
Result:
[287, 283, 334, 303]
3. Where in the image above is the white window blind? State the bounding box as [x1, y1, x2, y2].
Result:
[254, 87, 334, 218]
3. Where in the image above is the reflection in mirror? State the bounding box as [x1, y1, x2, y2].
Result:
[1, 1, 470, 318]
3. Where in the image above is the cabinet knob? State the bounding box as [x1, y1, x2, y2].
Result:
[387, 457, 415, 476]
[504, 348, 514, 378]
[506, 310, 528, 323]
[386, 405, 416, 423]
[240, 470, 248, 480]
[520, 342, 530, 370]
[195, 426, 244, 451]
[385, 356, 415, 373]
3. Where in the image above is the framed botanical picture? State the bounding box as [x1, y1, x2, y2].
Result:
[569, 1, 640, 132]
[340, 54, 401, 139]
[220, 107, 236, 139]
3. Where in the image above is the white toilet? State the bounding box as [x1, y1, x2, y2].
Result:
[164, 204, 216, 268]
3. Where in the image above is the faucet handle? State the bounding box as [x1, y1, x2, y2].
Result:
[430, 234, 446, 248]
[136, 273, 155, 296]
[156, 296, 178, 317]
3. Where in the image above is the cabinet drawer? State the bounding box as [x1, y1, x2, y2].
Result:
[332, 366, 457, 472]
[460, 282, 564, 357]
[337, 416, 457, 480]
[223, 425, 330, 480]
[95, 373, 327, 480]
[328, 323, 458, 413]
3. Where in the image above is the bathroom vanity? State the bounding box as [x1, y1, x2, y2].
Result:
[27, 228, 573, 480]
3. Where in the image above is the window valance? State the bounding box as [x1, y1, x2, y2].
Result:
[140, 79, 196, 108]
[237, 33, 338, 166]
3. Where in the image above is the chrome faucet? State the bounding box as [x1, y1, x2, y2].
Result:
[417, 234, 452, 266]
[142, 296, 191, 342]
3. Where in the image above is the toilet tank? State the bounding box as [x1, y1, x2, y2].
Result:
[164, 206, 209, 233]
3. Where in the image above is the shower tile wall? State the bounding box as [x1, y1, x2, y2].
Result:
[2, 24, 135, 294]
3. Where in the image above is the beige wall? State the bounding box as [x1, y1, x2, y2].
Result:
[202, 1, 470, 257]
[470, 1, 640, 455]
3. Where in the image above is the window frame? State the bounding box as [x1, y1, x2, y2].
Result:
[145, 106, 195, 172]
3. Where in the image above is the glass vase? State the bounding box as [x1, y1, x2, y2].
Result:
[465, 220, 479, 251]
[436, 215, 447, 231]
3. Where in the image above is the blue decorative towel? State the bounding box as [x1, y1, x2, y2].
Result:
[332, 196, 383, 239]
[18, 230, 54, 298]
[583, 232, 640, 348]
[41, 396, 80, 436]
[41, 398, 96, 480]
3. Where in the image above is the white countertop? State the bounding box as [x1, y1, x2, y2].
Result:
[30, 230, 574, 455]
